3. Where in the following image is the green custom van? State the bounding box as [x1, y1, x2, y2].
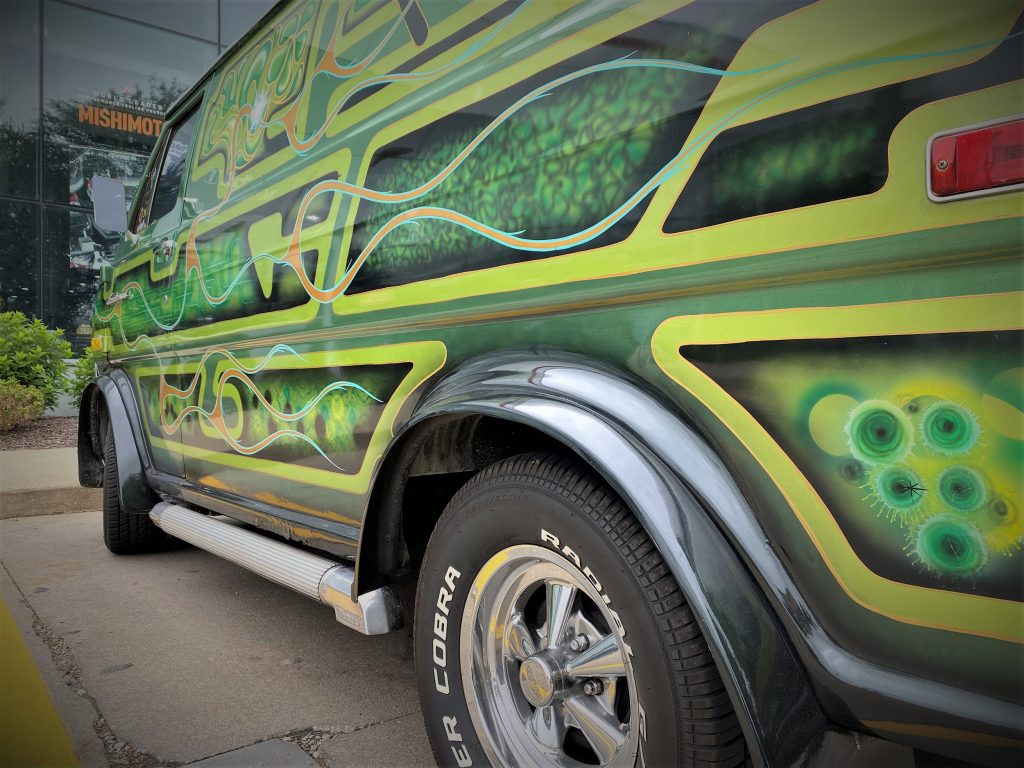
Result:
[81, 1, 1023, 765]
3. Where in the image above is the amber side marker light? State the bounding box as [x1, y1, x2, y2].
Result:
[928, 117, 1024, 202]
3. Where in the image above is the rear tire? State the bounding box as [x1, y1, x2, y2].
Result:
[414, 452, 745, 768]
[102, 421, 166, 554]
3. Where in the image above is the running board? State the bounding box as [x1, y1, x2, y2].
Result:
[150, 503, 402, 635]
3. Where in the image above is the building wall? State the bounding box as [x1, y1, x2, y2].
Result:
[0, 0, 277, 351]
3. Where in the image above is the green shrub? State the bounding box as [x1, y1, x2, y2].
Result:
[0, 379, 44, 432]
[0, 311, 72, 410]
[69, 350, 100, 407]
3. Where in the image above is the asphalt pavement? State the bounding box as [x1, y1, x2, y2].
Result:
[0, 509, 436, 767]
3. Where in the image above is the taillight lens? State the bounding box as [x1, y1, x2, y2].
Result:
[930, 118, 1024, 198]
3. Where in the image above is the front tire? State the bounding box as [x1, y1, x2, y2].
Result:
[102, 421, 166, 554]
[414, 453, 745, 768]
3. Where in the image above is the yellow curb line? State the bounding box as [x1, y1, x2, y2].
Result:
[0, 594, 80, 767]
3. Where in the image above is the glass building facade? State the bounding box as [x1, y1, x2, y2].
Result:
[0, 0, 276, 351]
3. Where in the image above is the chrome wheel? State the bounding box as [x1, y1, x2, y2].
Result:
[461, 545, 639, 768]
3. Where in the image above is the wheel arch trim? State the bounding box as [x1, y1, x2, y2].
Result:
[79, 371, 159, 513]
[364, 354, 829, 767]
[369, 353, 1024, 765]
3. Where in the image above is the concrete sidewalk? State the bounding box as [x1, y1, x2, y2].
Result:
[0, 510, 435, 767]
[0, 448, 436, 765]
[0, 448, 81, 491]
[0, 447, 100, 518]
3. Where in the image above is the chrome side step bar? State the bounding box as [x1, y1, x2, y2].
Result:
[150, 503, 402, 635]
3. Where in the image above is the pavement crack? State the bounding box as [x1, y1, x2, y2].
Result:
[273, 710, 422, 767]
[1, 560, 175, 768]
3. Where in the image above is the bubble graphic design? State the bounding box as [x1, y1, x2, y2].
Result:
[937, 466, 988, 513]
[845, 400, 913, 465]
[912, 514, 988, 577]
[839, 459, 865, 482]
[921, 401, 979, 455]
[809, 393, 858, 456]
[869, 466, 925, 520]
[981, 496, 1024, 555]
[800, 363, 1020, 589]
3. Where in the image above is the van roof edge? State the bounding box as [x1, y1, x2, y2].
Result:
[165, 0, 291, 120]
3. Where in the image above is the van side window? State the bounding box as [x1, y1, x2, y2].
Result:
[148, 106, 200, 223]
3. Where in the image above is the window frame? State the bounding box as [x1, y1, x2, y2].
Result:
[128, 92, 206, 235]
[128, 130, 168, 235]
[147, 104, 202, 224]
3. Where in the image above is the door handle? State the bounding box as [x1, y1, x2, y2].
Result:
[154, 239, 176, 260]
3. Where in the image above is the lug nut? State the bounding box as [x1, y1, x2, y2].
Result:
[583, 679, 604, 696]
[569, 635, 590, 652]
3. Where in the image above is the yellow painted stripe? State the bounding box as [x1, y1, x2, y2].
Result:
[0, 596, 80, 767]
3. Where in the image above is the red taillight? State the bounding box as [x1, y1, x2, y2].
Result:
[929, 118, 1024, 199]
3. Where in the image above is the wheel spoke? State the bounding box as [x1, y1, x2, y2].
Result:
[564, 694, 626, 764]
[545, 581, 577, 650]
[504, 612, 536, 661]
[600, 677, 618, 714]
[527, 705, 565, 754]
[563, 633, 626, 679]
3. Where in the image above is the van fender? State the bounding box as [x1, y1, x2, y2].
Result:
[78, 370, 159, 513]
[389, 353, 830, 767]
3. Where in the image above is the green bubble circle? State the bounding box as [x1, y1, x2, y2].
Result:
[846, 400, 912, 464]
[937, 467, 988, 512]
[988, 497, 1013, 525]
[839, 459, 864, 482]
[921, 402, 979, 455]
[914, 515, 988, 577]
[874, 467, 925, 510]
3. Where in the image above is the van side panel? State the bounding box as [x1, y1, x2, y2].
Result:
[91, 0, 1024, 754]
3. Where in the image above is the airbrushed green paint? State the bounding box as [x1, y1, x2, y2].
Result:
[914, 514, 990, 577]
[871, 466, 926, 515]
[937, 466, 989, 513]
[846, 400, 914, 465]
[691, 331, 1022, 591]
[87, 0, 1024, 734]
[212, 365, 403, 467]
[348, 1, 787, 290]
[921, 401, 980, 456]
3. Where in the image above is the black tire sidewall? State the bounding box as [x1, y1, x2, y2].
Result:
[101, 420, 165, 553]
[415, 467, 682, 768]
[102, 420, 121, 548]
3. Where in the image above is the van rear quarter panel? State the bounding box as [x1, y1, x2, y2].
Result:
[94, 0, 1023, 745]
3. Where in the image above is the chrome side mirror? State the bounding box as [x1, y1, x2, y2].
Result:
[91, 175, 128, 233]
